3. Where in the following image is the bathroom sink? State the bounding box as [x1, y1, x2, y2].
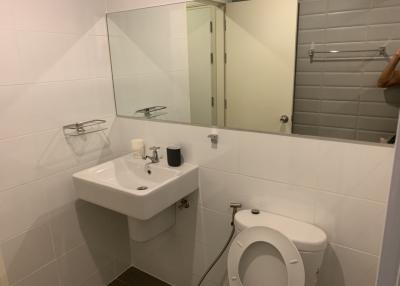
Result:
[73, 154, 198, 220]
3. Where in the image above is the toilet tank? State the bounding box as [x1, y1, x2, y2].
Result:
[235, 210, 328, 286]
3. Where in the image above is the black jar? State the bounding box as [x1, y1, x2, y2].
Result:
[167, 146, 182, 167]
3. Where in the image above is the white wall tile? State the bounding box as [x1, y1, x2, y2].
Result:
[49, 204, 85, 258]
[316, 141, 393, 202]
[56, 244, 110, 286]
[194, 207, 231, 247]
[84, 0, 108, 35]
[0, 85, 31, 140]
[86, 36, 112, 78]
[318, 244, 379, 286]
[0, 0, 126, 285]
[13, 261, 60, 286]
[0, 81, 114, 140]
[238, 132, 319, 188]
[1, 224, 55, 284]
[0, 0, 16, 30]
[18, 32, 89, 83]
[42, 169, 79, 214]
[19, 81, 92, 134]
[15, 0, 100, 34]
[0, 182, 50, 242]
[130, 227, 198, 286]
[315, 191, 386, 255]
[191, 241, 228, 285]
[74, 202, 130, 262]
[89, 79, 116, 116]
[0, 135, 39, 191]
[0, 30, 21, 84]
[198, 169, 235, 214]
[199, 168, 316, 223]
[376, 116, 400, 286]
[191, 274, 222, 286]
[89, 16, 108, 36]
[107, 0, 186, 13]
[34, 121, 117, 179]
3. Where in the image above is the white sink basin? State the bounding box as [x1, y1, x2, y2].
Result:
[73, 154, 198, 220]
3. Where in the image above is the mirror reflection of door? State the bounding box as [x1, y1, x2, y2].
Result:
[225, 0, 298, 134]
[187, 3, 217, 126]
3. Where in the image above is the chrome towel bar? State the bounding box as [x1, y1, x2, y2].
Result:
[308, 46, 388, 63]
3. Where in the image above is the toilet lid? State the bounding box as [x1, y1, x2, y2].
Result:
[228, 226, 305, 286]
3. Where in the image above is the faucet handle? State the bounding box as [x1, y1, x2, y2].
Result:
[149, 146, 160, 151]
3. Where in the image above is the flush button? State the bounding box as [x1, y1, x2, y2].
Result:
[251, 209, 260, 215]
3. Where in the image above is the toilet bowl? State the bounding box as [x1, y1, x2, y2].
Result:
[227, 210, 327, 286]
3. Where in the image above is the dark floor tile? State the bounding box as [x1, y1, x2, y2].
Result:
[109, 267, 171, 286]
[108, 280, 126, 286]
[119, 267, 170, 286]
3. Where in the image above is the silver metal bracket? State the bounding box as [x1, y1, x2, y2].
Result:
[208, 134, 218, 145]
[178, 199, 190, 210]
[280, 115, 289, 124]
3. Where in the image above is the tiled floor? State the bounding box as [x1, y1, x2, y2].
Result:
[109, 267, 171, 286]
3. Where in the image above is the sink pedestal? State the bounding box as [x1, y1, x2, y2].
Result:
[128, 205, 175, 242]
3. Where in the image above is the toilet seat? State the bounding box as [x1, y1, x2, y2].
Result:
[228, 226, 305, 286]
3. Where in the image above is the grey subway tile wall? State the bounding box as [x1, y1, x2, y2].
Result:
[294, 0, 400, 142]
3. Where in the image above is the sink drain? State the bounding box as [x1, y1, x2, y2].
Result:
[137, 186, 148, 191]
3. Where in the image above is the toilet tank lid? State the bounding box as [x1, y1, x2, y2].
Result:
[235, 210, 327, 252]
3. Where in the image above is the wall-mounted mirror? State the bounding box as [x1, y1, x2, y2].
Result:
[107, 0, 400, 144]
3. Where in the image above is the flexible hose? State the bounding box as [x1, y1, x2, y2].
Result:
[197, 205, 240, 286]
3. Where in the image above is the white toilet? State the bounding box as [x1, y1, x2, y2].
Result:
[227, 210, 327, 286]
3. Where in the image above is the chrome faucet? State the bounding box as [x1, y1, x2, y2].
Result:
[143, 146, 160, 164]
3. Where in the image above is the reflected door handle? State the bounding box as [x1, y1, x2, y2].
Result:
[280, 115, 289, 123]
